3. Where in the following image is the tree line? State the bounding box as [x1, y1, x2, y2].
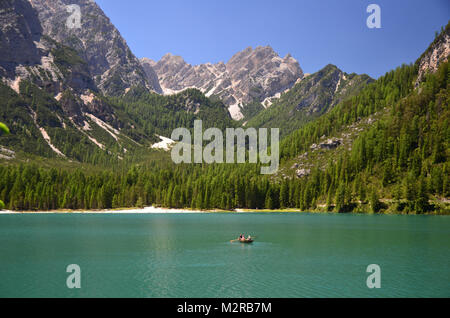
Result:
[0, 43, 448, 214]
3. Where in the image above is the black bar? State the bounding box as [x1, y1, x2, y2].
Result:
[0, 298, 447, 316]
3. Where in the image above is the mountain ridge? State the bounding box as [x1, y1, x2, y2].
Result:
[142, 46, 304, 120]
[26, 0, 160, 96]
[245, 63, 374, 136]
[0, 2, 448, 214]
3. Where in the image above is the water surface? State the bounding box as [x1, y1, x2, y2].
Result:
[0, 213, 448, 297]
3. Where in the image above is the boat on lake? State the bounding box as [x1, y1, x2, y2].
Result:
[231, 235, 254, 243]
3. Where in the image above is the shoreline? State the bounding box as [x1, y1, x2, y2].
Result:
[0, 206, 448, 215]
[0, 206, 326, 214]
[0, 206, 239, 214]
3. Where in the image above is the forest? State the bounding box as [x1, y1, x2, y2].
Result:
[0, 56, 448, 213]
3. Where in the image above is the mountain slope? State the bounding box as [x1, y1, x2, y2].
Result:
[0, 0, 235, 166]
[0, 2, 447, 214]
[246, 64, 373, 136]
[271, 23, 449, 213]
[27, 0, 159, 96]
[0, 0, 97, 95]
[111, 87, 236, 139]
[416, 23, 450, 87]
[143, 46, 304, 120]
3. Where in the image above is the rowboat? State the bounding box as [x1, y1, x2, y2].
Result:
[230, 236, 255, 243]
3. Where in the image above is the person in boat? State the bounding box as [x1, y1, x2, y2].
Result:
[239, 234, 245, 241]
[247, 235, 252, 240]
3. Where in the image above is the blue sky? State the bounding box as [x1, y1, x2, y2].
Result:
[95, 0, 449, 78]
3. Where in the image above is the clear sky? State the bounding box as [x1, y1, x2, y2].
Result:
[95, 0, 449, 78]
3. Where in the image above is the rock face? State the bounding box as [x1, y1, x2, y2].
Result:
[296, 168, 310, 178]
[0, 0, 43, 79]
[143, 46, 304, 120]
[318, 138, 342, 150]
[27, 0, 157, 96]
[288, 64, 372, 116]
[245, 64, 373, 136]
[416, 23, 450, 87]
[0, 0, 96, 96]
[140, 58, 162, 94]
[0, 0, 138, 154]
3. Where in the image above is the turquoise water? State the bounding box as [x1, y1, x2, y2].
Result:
[0, 213, 448, 298]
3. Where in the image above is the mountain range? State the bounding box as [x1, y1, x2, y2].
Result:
[0, 0, 448, 213]
[1, 0, 374, 124]
[141, 46, 303, 120]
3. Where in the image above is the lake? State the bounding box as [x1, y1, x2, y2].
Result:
[0, 212, 448, 297]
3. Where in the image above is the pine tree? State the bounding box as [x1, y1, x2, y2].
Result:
[326, 188, 333, 211]
[335, 184, 346, 213]
[136, 196, 144, 208]
[280, 181, 289, 209]
[414, 177, 429, 214]
[369, 189, 382, 213]
[265, 188, 274, 210]
[432, 137, 446, 164]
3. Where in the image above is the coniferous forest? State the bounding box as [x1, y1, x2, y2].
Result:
[2, 1, 450, 302]
[0, 9, 449, 215]
[1, 56, 448, 214]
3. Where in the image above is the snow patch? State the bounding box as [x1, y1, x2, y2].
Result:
[228, 103, 244, 121]
[0, 146, 15, 157]
[10, 76, 21, 94]
[82, 120, 91, 131]
[70, 118, 105, 150]
[56, 114, 66, 129]
[87, 135, 105, 150]
[28, 108, 65, 157]
[151, 135, 175, 151]
[335, 74, 342, 93]
[161, 85, 203, 96]
[85, 113, 120, 141]
[205, 78, 224, 97]
[0, 154, 13, 160]
[262, 92, 281, 108]
[39, 127, 66, 157]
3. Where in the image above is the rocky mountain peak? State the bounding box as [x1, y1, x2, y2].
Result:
[160, 53, 185, 63]
[156, 53, 188, 74]
[26, 0, 158, 96]
[140, 58, 162, 94]
[415, 22, 450, 87]
[142, 46, 304, 120]
[0, 0, 43, 79]
[0, 0, 96, 97]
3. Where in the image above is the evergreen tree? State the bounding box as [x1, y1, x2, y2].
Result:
[369, 189, 382, 213]
[414, 177, 429, 213]
[335, 184, 346, 212]
[265, 188, 274, 210]
[280, 181, 289, 208]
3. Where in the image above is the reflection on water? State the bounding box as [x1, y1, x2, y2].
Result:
[0, 213, 449, 297]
